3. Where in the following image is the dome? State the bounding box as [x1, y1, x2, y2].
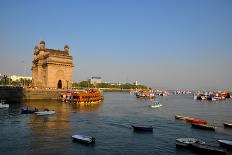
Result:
[34, 46, 39, 49]
[40, 40, 45, 45]
[64, 45, 69, 49]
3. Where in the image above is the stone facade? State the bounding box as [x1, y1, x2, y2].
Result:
[32, 41, 74, 89]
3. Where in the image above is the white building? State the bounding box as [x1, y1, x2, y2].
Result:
[10, 75, 32, 81]
[90, 77, 102, 85]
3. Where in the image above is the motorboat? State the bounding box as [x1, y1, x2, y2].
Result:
[72, 134, 95, 144]
[190, 142, 226, 155]
[0, 100, 9, 108]
[176, 138, 205, 147]
[218, 140, 232, 149]
[21, 107, 38, 114]
[223, 123, 232, 128]
[191, 123, 216, 131]
[131, 125, 153, 132]
[149, 101, 162, 108]
[35, 109, 55, 115]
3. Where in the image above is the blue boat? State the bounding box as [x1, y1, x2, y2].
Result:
[21, 107, 38, 114]
[131, 125, 153, 132]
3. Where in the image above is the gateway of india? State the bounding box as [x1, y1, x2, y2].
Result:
[32, 40, 74, 89]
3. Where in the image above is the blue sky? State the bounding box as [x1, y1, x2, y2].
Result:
[0, 0, 232, 90]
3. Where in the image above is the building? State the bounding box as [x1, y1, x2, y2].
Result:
[90, 77, 102, 85]
[10, 75, 32, 81]
[32, 40, 74, 89]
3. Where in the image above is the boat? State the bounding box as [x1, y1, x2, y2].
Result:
[176, 138, 205, 147]
[191, 123, 216, 131]
[218, 140, 232, 149]
[131, 125, 153, 132]
[35, 109, 55, 115]
[190, 119, 207, 125]
[21, 107, 38, 114]
[190, 143, 226, 155]
[223, 123, 232, 128]
[0, 100, 9, 108]
[175, 115, 187, 120]
[72, 134, 95, 144]
[60, 89, 103, 104]
[149, 101, 162, 108]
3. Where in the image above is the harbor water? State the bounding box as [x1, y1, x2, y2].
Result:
[0, 92, 232, 155]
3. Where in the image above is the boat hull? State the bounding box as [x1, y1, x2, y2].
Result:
[218, 140, 232, 149]
[191, 123, 215, 131]
[132, 125, 153, 132]
[224, 123, 232, 128]
[72, 135, 95, 144]
[190, 143, 226, 155]
[35, 111, 55, 115]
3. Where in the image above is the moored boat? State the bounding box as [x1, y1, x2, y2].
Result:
[72, 134, 95, 144]
[0, 100, 9, 108]
[21, 107, 38, 114]
[131, 125, 153, 132]
[190, 143, 226, 155]
[218, 140, 232, 149]
[223, 123, 232, 128]
[176, 138, 205, 147]
[191, 123, 216, 131]
[35, 109, 55, 115]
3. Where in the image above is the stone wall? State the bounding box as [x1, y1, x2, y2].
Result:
[0, 86, 65, 103]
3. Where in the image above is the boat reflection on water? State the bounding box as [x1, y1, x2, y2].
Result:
[70, 101, 103, 112]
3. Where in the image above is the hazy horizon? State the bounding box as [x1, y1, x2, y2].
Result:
[0, 0, 232, 90]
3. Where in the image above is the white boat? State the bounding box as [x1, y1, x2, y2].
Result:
[218, 140, 232, 149]
[0, 100, 9, 108]
[149, 101, 162, 108]
[35, 109, 55, 115]
[72, 134, 95, 144]
[176, 138, 205, 147]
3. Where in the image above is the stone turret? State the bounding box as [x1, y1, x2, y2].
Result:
[34, 46, 39, 55]
[64, 45, 69, 54]
[39, 40, 45, 50]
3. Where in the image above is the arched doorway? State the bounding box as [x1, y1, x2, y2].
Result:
[57, 80, 62, 89]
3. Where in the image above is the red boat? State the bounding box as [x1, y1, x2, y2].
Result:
[190, 119, 207, 125]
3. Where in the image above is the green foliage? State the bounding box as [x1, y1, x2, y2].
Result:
[72, 81, 148, 89]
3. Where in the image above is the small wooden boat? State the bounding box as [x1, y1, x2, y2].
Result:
[21, 108, 38, 114]
[35, 109, 55, 115]
[191, 123, 216, 131]
[190, 143, 226, 155]
[131, 125, 153, 132]
[218, 140, 232, 149]
[72, 134, 95, 144]
[223, 123, 232, 128]
[0, 100, 9, 108]
[176, 138, 205, 147]
[190, 119, 207, 125]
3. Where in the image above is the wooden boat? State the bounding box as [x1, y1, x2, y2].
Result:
[190, 143, 226, 155]
[191, 123, 216, 131]
[72, 134, 95, 144]
[35, 109, 55, 115]
[175, 115, 187, 120]
[21, 108, 38, 114]
[131, 125, 153, 132]
[176, 138, 205, 147]
[190, 119, 207, 125]
[223, 123, 232, 128]
[0, 100, 9, 108]
[218, 140, 232, 149]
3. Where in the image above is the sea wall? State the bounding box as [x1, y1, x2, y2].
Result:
[0, 86, 65, 103]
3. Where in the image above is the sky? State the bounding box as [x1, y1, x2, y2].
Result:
[0, 0, 232, 90]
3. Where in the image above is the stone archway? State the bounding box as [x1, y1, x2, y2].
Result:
[57, 80, 62, 89]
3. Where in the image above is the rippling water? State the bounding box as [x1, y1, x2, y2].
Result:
[0, 92, 232, 155]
